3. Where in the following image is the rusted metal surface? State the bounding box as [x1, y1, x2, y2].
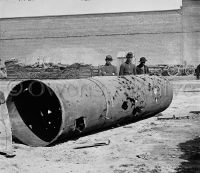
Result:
[0, 90, 13, 155]
[5, 75, 173, 146]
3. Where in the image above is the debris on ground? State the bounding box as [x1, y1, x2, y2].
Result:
[189, 111, 200, 114]
[157, 115, 190, 120]
[73, 139, 110, 149]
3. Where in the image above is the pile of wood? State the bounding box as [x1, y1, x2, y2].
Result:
[79, 66, 92, 79]
[78, 66, 100, 78]
[91, 66, 100, 77]
[5, 61, 100, 79]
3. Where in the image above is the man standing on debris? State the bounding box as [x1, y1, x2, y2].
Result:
[119, 52, 136, 76]
[195, 64, 200, 80]
[99, 55, 118, 76]
[136, 57, 150, 75]
[0, 59, 7, 78]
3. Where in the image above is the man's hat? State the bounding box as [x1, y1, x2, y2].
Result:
[139, 57, 147, 62]
[126, 52, 134, 58]
[105, 55, 113, 61]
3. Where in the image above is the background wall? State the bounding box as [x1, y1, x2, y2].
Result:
[0, 0, 199, 66]
[182, 0, 200, 65]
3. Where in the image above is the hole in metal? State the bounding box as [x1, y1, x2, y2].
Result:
[75, 117, 86, 132]
[121, 101, 128, 110]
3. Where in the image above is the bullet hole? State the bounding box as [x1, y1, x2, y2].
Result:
[141, 77, 146, 81]
[124, 92, 128, 97]
[148, 83, 151, 91]
[99, 108, 107, 119]
[132, 107, 142, 115]
[114, 90, 119, 97]
[121, 101, 128, 110]
[75, 117, 86, 132]
[120, 76, 129, 82]
[127, 97, 135, 107]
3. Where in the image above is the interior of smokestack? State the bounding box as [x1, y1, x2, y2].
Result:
[7, 80, 62, 143]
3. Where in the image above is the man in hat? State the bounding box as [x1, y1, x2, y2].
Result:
[119, 52, 136, 76]
[136, 57, 149, 75]
[0, 59, 7, 78]
[99, 55, 117, 76]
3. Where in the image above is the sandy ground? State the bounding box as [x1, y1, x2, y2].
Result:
[0, 79, 200, 173]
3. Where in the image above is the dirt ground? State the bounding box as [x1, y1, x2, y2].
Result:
[0, 79, 200, 173]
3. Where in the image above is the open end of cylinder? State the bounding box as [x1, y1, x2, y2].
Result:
[6, 80, 62, 145]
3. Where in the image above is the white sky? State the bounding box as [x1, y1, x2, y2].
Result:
[0, 0, 182, 18]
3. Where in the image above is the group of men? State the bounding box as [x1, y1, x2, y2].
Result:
[99, 52, 149, 76]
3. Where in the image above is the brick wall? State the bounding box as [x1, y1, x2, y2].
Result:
[0, 33, 182, 66]
[0, 0, 199, 66]
[0, 10, 181, 39]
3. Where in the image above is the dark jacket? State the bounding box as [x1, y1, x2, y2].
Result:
[119, 62, 136, 76]
[136, 64, 149, 75]
[99, 64, 118, 76]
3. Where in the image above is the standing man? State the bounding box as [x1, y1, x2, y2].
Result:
[0, 59, 7, 78]
[136, 57, 149, 75]
[99, 55, 118, 76]
[119, 52, 136, 76]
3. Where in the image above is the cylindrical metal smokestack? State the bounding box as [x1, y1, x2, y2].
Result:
[6, 75, 173, 146]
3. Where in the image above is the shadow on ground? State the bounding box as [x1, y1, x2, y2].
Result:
[176, 137, 200, 173]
